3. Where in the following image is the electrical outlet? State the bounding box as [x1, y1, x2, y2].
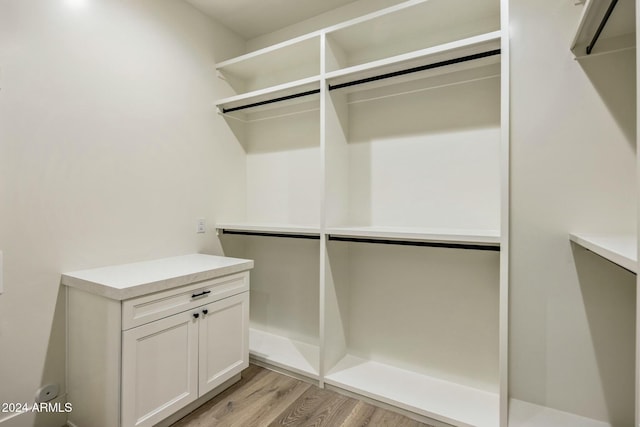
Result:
[35, 384, 59, 403]
[197, 218, 206, 234]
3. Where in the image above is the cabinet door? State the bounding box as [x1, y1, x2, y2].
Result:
[198, 292, 249, 396]
[122, 310, 198, 427]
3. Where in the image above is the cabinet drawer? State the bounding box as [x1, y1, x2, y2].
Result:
[122, 271, 249, 330]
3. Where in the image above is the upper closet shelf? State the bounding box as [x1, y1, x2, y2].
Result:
[569, 233, 637, 273]
[571, 0, 635, 58]
[325, 31, 502, 92]
[323, 0, 500, 72]
[326, 226, 500, 250]
[217, 222, 321, 239]
[216, 33, 321, 94]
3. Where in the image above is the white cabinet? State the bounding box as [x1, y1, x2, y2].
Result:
[198, 293, 249, 396]
[121, 292, 249, 427]
[122, 310, 199, 427]
[63, 254, 253, 427]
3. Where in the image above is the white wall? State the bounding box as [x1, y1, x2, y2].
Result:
[0, 1, 244, 426]
[510, 0, 636, 424]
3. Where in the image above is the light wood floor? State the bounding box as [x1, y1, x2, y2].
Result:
[170, 365, 435, 427]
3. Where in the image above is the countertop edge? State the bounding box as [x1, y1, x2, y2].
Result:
[61, 259, 254, 301]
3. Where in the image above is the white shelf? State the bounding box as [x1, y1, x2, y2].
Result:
[216, 33, 321, 93]
[325, 31, 502, 92]
[326, 226, 500, 246]
[571, 0, 635, 58]
[217, 222, 321, 237]
[509, 399, 611, 427]
[325, 354, 499, 427]
[215, 76, 321, 117]
[569, 233, 637, 273]
[249, 328, 319, 379]
[217, 33, 320, 76]
[324, 0, 499, 72]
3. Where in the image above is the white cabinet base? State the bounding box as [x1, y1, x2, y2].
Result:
[64, 257, 253, 427]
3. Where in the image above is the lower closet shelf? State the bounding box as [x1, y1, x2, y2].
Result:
[508, 399, 611, 427]
[324, 354, 499, 427]
[249, 328, 320, 379]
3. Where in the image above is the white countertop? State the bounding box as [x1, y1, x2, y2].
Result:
[61, 254, 254, 300]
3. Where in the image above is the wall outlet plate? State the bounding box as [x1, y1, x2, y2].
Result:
[35, 384, 59, 403]
[197, 218, 206, 234]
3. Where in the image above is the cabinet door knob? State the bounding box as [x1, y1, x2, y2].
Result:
[193, 313, 199, 319]
[202, 309, 208, 315]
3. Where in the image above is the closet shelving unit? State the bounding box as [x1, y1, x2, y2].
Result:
[216, 0, 509, 425]
[216, 29, 324, 380]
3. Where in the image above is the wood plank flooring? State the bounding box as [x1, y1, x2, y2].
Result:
[170, 365, 435, 427]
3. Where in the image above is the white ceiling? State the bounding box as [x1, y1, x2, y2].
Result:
[185, 0, 358, 39]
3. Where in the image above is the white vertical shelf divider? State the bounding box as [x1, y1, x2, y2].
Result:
[499, 0, 510, 425]
[318, 31, 328, 389]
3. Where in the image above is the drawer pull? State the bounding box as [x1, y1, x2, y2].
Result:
[191, 290, 211, 299]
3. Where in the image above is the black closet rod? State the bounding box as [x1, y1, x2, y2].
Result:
[328, 236, 500, 252]
[585, 0, 619, 55]
[220, 229, 320, 240]
[328, 49, 501, 91]
[222, 88, 321, 113]
[222, 49, 501, 113]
